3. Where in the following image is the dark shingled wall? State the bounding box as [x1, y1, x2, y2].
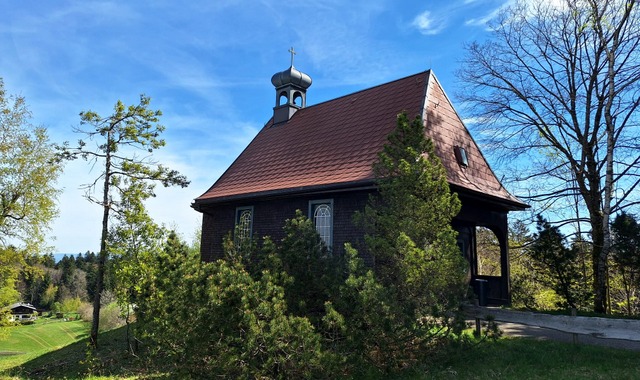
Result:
[199, 189, 371, 263]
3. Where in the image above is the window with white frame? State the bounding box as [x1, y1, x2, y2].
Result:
[235, 206, 253, 241]
[309, 200, 333, 248]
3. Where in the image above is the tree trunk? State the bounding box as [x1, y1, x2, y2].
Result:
[90, 237, 107, 347]
[591, 217, 608, 314]
[90, 134, 112, 348]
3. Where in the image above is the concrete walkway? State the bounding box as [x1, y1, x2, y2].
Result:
[498, 321, 640, 352]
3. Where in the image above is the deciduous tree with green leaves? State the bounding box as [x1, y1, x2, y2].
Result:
[60, 95, 189, 348]
[0, 246, 22, 333]
[0, 79, 61, 334]
[0, 79, 63, 254]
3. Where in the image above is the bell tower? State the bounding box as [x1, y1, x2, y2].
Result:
[271, 47, 312, 124]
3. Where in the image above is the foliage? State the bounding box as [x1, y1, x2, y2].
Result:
[0, 79, 63, 254]
[475, 227, 502, 276]
[0, 247, 21, 310]
[361, 113, 466, 309]
[323, 244, 443, 373]
[0, 79, 60, 335]
[611, 212, 640, 315]
[78, 302, 93, 322]
[98, 302, 125, 332]
[525, 215, 590, 309]
[58, 95, 189, 347]
[109, 175, 168, 351]
[60, 296, 82, 314]
[136, 233, 331, 379]
[265, 212, 344, 326]
[510, 218, 595, 312]
[364, 115, 467, 307]
[346, 112, 468, 370]
[458, 0, 640, 313]
[15, 254, 44, 307]
[15, 252, 106, 313]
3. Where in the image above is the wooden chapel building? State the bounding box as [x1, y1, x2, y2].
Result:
[192, 61, 528, 306]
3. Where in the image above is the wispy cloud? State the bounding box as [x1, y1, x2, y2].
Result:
[465, 6, 502, 27]
[1, 0, 503, 253]
[411, 10, 447, 35]
[465, 0, 568, 28]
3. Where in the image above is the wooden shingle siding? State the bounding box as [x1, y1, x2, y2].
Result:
[200, 190, 370, 262]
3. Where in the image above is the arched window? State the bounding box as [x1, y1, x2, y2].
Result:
[235, 206, 253, 242]
[476, 226, 501, 276]
[309, 200, 333, 248]
[278, 91, 288, 107]
[293, 91, 303, 106]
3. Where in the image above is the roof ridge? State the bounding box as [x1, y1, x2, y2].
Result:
[298, 70, 431, 111]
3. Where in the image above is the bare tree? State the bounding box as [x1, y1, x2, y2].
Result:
[458, 0, 640, 313]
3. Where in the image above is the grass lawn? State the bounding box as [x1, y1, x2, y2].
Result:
[0, 318, 89, 372]
[1, 322, 639, 379]
[0, 321, 152, 380]
[420, 337, 640, 380]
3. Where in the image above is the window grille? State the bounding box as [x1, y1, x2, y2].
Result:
[310, 200, 333, 248]
[235, 207, 253, 241]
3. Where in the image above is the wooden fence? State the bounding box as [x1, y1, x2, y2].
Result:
[466, 306, 640, 342]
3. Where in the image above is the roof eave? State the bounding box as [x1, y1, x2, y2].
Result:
[450, 184, 530, 211]
[192, 179, 377, 211]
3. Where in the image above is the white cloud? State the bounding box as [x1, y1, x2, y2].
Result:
[465, 6, 502, 27]
[6, 0, 486, 253]
[411, 10, 447, 35]
[465, 0, 569, 28]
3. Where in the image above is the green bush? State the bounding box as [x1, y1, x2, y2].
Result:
[99, 302, 124, 332]
[77, 302, 93, 322]
[60, 296, 82, 313]
[137, 233, 333, 379]
[135, 113, 472, 377]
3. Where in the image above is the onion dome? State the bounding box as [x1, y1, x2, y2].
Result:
[271, 65, 312, 89]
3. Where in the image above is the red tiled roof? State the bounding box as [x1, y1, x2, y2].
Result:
[195, 71, 527, 209]
[424, 74, 526, 208]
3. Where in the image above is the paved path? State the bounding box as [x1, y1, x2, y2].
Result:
[498, 321, 640, 352]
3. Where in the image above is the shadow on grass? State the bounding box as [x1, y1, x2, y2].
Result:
[7, 325, 166, 380]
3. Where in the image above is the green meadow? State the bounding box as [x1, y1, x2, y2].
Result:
[0, 319, 89, 372]
[1, 319, 640, 379]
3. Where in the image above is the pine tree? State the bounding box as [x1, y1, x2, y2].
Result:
[59, 95, 189, 347]
[362, 112, 467, 315]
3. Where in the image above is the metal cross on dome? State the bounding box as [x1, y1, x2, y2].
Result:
[289, 47, 296, 66]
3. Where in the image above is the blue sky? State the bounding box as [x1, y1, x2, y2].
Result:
[0, 0, 510, 254]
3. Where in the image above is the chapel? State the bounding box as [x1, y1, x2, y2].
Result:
[193, 58, 528, 305]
